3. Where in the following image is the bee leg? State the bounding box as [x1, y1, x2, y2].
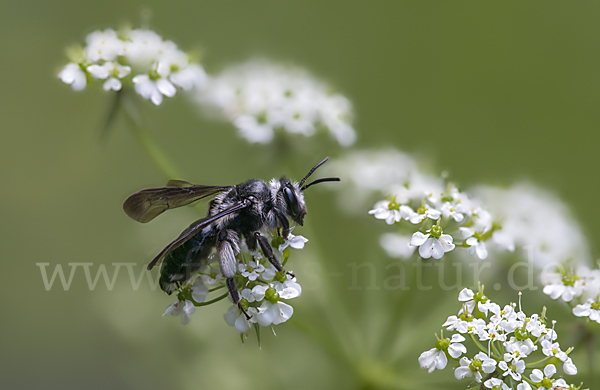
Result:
[254, 232, 295, 279]
[217, 230, 251, 320]
[226, 278, 250, 320]
[273, 208, 290, 239]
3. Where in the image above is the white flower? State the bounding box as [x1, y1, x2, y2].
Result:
[484, 378, 510, 390]
[454, 357, 473, 380]
[505, 337, 537, 357]
[541, 340, 568, 362]
[223, 305, 258, 333]
[255, 300, 294, 326]
[410, 231, 455, 259]
[454, 352, 496, 382]
[85, 29, 124, 62]
[232, 115, 274, 143]
[278, 232, 308, 252]
[517, 382, 532, 390]
[194, 59, 356, 146]
[59, 63, 87, 91]
[132, 74, 176, 105]
[440, 202, 465, 222]
[498, 357, 525, 381]
[563, 357, 577, 375]
[542, 275, 584, 302]
[530, 364, 558, 390]
[460, 227, 489, 260]
[191, 279, 208, 303]
[418, 347, 447, 373]
[170, 64, 207, 91]
[87, 62, 131, 91]
[573, 298, 600, 323]
[369, 200, 402, 225]
[163, 300, 195, 324]
[239, 260, 265, 281]
[473, 182, 592, 268]
[406, 205, 441, 224]
[379, 233, 415, 259]
[447, 334, 467, 358]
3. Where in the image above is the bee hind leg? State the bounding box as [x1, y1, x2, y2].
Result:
[217, 229, 251, 320]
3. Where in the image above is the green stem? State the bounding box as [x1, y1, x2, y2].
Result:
[526, 356, 551, 367]
[208, 284, 225, 292]
[491, 340, 502, 360]
[470, 333, 488, 354]
[192, 292, 229, 307]
[121, 88, 182, 180]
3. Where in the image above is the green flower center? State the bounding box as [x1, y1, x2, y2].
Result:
[430, 225, 442, 238]
[469, 358, 482, 372]
[561, 275, 579, 286]
[541, 378, 553, 388]
[265, 286, 280, 304]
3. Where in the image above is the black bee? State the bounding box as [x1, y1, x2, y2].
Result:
[123, 157, 339, 319]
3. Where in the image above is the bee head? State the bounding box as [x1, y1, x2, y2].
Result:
[276, 178, 307, 226]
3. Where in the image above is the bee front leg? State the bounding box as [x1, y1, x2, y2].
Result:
[254, 232, 295, 279]
[217, 230, 251, 320]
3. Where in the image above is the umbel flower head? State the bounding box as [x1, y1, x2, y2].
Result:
[163, 229, 306, 344]
[194, 59, 356, 146]
[419, 286, 582, 389]
[59, 27, 207, 105]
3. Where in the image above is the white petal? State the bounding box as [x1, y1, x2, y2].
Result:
[455, 366, 472, 380]
[256, 302, 277, 326]
[448, 343, 467, 358]
[563, 358, 577, 375]
[435, 350, 448, 370]
[430, 238, 445, 259]
[103, 77, 122, 91]
[223, 306, 238, 326]
[458, 288, 474, 302]
[156, 79, 176, 97]
[439, 234, 455, 253]
[475, 242, 488, 259]
[191, 280, 209, 302]
[183, 300, 196, 315]
[87, 64, 110, 79]
[410, 232, 429, 246]
[459, 227, 474, 238]
[234, 314, 251, 333]
[543, 364, 556, 378]
[272, 302, 294, 324]
[530, 369, 543, 382]
[151, 89, 163, 105]
[418, 238, 435, 258]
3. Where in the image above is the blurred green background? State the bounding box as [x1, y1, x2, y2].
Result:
[1, 1, 599, 389]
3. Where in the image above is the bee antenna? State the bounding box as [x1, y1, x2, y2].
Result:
[300, 157, 330, 187]
[301, 177, 340, 191]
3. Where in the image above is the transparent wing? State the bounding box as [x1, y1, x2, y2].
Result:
[123, 184, 232, 223]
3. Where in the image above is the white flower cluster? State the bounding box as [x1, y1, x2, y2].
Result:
[419, 286, 581, 390]
[369, 181, 496, 261]
[473, 183, 591, 269]
[59, 28, 206, 105]
[163, 231, 306, 338]
[194, 59, 356, 146]
[351, 149, 592, 267]
[543, 265, 600, 325]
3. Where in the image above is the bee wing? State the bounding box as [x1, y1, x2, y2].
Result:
[123, 184, 233, 223]
[147, 199, 251, 270]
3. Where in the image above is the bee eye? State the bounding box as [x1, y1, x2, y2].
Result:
[283, 187, 301, 216]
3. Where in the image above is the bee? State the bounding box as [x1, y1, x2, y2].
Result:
[123, 157, 339, 319]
